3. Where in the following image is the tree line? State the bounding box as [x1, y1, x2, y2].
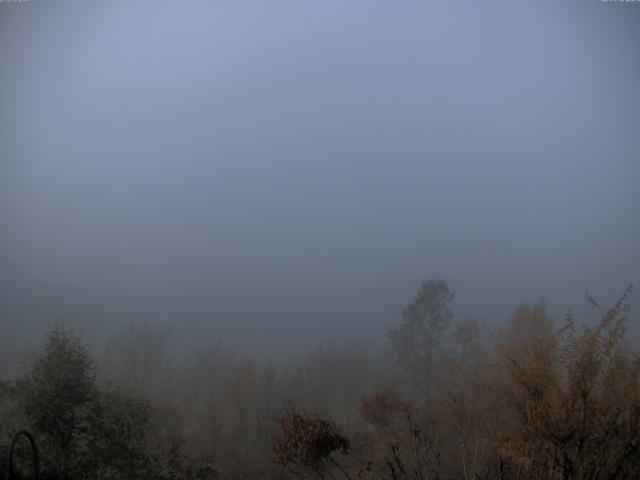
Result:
[0, 280, 637, 479]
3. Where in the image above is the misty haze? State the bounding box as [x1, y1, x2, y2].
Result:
[1, 1, 639, 479]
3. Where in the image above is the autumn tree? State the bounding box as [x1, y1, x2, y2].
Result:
[497, 285, 640, 480]
[497, 300, 553, 352]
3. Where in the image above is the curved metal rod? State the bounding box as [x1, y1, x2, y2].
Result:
[6, 430, 39, 480]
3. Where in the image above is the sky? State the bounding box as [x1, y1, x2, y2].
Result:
[1, 0, 639, 354]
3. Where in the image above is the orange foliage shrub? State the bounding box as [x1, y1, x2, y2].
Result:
[497, 286, 639, 480]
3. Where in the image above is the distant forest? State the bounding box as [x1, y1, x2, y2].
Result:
[1, 280, 637, 480]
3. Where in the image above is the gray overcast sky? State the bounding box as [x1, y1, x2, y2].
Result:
[1, 0, 639, 353]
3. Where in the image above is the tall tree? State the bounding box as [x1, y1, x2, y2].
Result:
[14, 324, 199, 479]
[18, 324, 98, 479]
[388, 279, 454, 400]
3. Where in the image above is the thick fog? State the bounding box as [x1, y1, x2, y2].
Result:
[1, 0, 639, 354]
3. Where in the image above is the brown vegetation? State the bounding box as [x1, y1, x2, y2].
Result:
[0, 281, 637, 479]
